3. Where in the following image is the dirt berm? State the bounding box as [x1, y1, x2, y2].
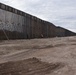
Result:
[0, 57, 64, 75]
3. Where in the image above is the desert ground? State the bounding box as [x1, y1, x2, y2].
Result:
[0, 36, 76, 75]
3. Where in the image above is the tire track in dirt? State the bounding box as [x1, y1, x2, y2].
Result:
[0, 57, 65, 75]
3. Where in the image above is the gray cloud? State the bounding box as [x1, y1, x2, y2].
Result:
[0, 0, 76, 32]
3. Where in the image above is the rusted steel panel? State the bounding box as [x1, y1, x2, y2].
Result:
[5, 11, 12, 39]
[49, 23, 56, 37]
[31, 16, 37, 38]
[5, 11, 13, 31]
[44, 22, 48, 38]
[56, 27, 65, 37]
[0, 9, 5, 30]
[38, 19, 43, 38]
[26, 14, 31, 39]
[31, 16, 34, 38]
[35, 17, 40, 38]
[37, 18, 42, 38]
[0, 9, 6, 39]
[33, 17, 37, 38]
[41, 21, 45, 38]
[22, 15, 27, 39]
[28, 15, 32, 39]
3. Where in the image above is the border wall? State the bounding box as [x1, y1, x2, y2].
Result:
[0, 3, 76, 40]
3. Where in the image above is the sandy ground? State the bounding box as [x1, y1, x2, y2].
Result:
[0, 36, 76, 75]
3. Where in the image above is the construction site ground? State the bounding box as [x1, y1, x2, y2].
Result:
[0, 36, 76, 75]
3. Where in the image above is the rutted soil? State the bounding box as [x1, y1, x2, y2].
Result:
[0, 57, 64, 75]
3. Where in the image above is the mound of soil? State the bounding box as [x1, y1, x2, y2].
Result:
[0, 57, 64, 75]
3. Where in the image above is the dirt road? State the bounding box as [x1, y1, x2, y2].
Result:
[0, 36, 76, 75]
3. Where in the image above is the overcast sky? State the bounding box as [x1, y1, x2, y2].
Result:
[0, 0, 76, 32]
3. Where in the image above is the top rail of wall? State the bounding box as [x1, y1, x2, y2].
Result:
[0, 2, 56, 27]
[0, 3, 28, 16]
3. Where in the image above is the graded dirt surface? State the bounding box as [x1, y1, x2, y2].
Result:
[0, 36, 76, 75]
